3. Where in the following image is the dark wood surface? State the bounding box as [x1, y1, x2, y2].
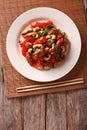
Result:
[0, 0, 87, 130]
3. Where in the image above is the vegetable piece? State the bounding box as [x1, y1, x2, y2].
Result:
[39, 26, 49, 36]
[48, 39, 55, 44]
[55, 44, 59, 60]
[33, 39, 41, 45]
[32, 48, 39, 53]
[31, 20, 53, 28]
[34, 36, 47, 44]
[40, 36, 47, 43]
[57, 38, 63, 45]
[21, 46, 27, 57]
[20, 36, 35, 46]
[20, 36, 35, 56]
[57, 34, 62, 40]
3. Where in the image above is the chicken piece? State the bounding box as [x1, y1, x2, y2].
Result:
[26, 52, 34, 65]
[48, 28, 59, 35]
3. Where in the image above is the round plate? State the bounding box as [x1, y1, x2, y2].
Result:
[6, 7, 81, 82]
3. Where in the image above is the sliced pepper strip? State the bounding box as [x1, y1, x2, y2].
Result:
[40, 36, 47, 43]
[39, 26, 49, 36]
[55, 44, 59, 60]
[31, 20, 53, 28]
[20, 36, 35, 57]
[56, 38, 63, 45]
[21, 46, 27, 57]
[34, 36, 47, 44]
[20, 36, 35, 47]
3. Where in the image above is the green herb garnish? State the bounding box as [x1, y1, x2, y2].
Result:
[55, 44, 59, 60]
[32, 48, 39, 53]
[39, 26, 49, 37]
[48, 39, 55, 44]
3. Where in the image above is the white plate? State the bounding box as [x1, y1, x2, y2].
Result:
[6, 7, 81, 82]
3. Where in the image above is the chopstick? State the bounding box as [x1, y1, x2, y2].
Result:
[83, 0, 87, 21]
[16, 77, 84, 93]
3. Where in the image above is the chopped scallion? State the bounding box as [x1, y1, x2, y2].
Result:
[55, 44, 59, 60]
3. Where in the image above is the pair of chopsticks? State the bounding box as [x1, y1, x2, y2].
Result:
[83, 0, 87, 21]
[16, 77, 84, 93]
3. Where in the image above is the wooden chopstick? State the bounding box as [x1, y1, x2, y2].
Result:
[16, 77, 84, 93]
[83, 0, 87, 21]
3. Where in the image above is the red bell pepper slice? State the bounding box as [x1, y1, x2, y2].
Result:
[57, 34, 62, 40]
[40, 36, 47, 43]
[31, 20, 53, 28]
[21, 46, 27, 57]
[20, 36, 35, 57]
[33, 39, 41, 45]
[20, 36, 35, 47]
[34, 36, 47, 44]
[57, 38, 63, 45]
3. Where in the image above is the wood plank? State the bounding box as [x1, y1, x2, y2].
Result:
[67, 89, 87, 130]
[2, 99, 22, 130]
[46, 93, 67, 130]
[0, 51, 23, 130]
[23, 95, 46, 130]
[0, 54, 5, 130]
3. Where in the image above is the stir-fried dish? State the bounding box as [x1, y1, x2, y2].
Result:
[19, 20, 69, 70]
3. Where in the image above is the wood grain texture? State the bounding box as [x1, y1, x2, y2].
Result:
[0, 55, 4, 130]
[23, 95, 45, 130]
[46, 93, 67, 130]
[2, 99, 22, 130]
[67, 89, 87, 130]
[0, 53, 23, 130]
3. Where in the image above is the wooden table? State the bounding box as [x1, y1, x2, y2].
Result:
[0, 0, 87, 130]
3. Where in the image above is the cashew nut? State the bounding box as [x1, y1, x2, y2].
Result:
[49, 44, 55, 52]
[61, 46, 66, 53]
[28, 48, 32, 54]
[33, 27, 40, 32]
[25, 42, 32, 48]
[46, 35, 51, 39]
[22, 27, 33, 34]
[23, 32, 39, 38]
[44, 54, 51, 61]
[51, 34, 56, 40]
[33, 44, 42, 48]
[45, 47, 49, 51]
[33, 44, 43, 55]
